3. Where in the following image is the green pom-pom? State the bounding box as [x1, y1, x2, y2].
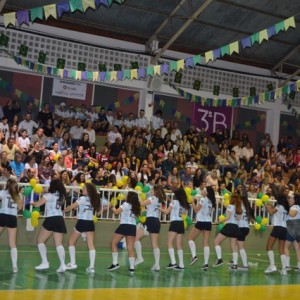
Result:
[186, 216, 193, 225]
[22, 210, 32, 219]
[142, 186, 150, 193]
[137, 182, 143, 187]
[190, 190, 197, 196]
[257, 192, 263, 199]
[255, 216, 262, 224]
[23, 186, 33, 196]
[217, 223, 224, 232]
[260, 224, 266, 232]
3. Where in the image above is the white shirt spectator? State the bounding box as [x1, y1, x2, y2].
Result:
[70, 125, 84, 140]
[0, 121, 9, 139]
[83, 129, 96, 144]
[18, 120, 38, 137]
[18, 136, 30, 150]
[136, 117, 149, 129]
[150, 115, 164, 131]
[107, 131, 122, 144]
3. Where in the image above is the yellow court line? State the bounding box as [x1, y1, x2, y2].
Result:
[1, 285, 300, 300]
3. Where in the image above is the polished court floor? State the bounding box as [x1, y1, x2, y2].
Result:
[0, 247, 300, 300]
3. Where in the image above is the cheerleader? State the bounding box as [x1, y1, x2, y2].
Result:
[32, 179, 68, 272]
[264, 189, 289, 274]
[160, 188, 189, 270]
[134, 184, 166, 271]
[284, 194, 300, 272]
[0, 178, 23, 273]
[188, 186, 216, 269]
[214, 193, 242, 270]
[64, 183, 100, 273]
[236, 188, 254, 270]
[107, 191, 141, 275]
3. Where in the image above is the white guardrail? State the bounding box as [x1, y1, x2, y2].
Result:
[5, 182, 275, 226]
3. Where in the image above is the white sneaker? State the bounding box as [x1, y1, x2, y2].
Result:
[151, 265, 160, 271]
[86, 267, 95, 274]
[35, 262, 49, 270]
[12, 267, 18, 273]
[134, 258, 144, 266]
[264, 265, 277, 274]
[56, 265, 66, 273]
[280, 269, 287, 275]
[66, 263, 78, 270]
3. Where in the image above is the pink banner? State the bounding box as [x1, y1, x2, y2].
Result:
[192, 104, 233, 135]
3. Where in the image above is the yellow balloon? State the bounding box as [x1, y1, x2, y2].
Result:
[107, 163, 112, 170]
[110, 197, 118, 207]
[134, 186, 142, 192]
[117, 193, 125, 200]
[88, 162, 94, 168]
[262, 217, 269, 225]
[93, 215, 98, 223]
[140, 193, 146, 201]
[219, 215, 226, 222]
[112, 186, 119, 190]
[254, 223, 261, 230]
[139, 216, 146, 223]
[223, 193, 230, 200]
[255, 199, 263, 207]
[31, 211, 40, 219]
[117, 180, 124, 188]
[262, 195, 269, 202]
[31, 218, 39, 227]
[30, 178, 37, 187]
[33, 185, 43, 194]
[223, 199, 230, 207]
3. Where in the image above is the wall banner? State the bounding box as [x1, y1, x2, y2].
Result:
[52, 79, 87, 100]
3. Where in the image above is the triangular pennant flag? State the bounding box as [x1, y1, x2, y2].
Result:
[192, 55, 201, 65]
[44, 4, 57, 20]
[169, 61, 177, 72]
[146, 67, 154, 77]
[58, 69, 64, 78]
[213, 48, 221, 60]
[205, 51, 213, 63]
[241, 36, 251, 49]
[284, 16, 296, 30]
[82, 0, 96, 11]
[229, 41, 239, 55]
[221, 45, 230, 57]
[267, 26, 276, 38]
[17, 10, 29, 26]
[30, 7, 44, 22]
[153, 65, 161, 76]
[130, 69, 138, 80]
[110, 71, 117, 81]
[57, 2, 71, 17]
[296, 80, 300, 91]
[176, 59, 184, 71]
[4, 12, 16, 27]
[123, 69, 130, 79]
[69, 0, 84, 12]
[258, 29, 268, 44]
[275, 21, 285, 34]
[93, 71, 99, 81]
[250, 32, 259, 45]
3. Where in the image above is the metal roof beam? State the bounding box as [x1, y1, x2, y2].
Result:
[279, 68, 300, 87]
[272, 45, 300, 72]
[151, 0, 214, 64]
[0, 0, 7, 13]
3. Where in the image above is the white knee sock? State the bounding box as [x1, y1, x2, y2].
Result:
[129, 257, 135, 269]
[68, 246, 76, 265]
[112, 252, 118, 265]
[188, 240, 196, 258]
[168, 248, 176, 264]
[10, 248, 17, 268]
[38, 243, 48, 264]
[239, 249, 248, 267]
[286, 256, 290, 267]
[204, 246, 210, 265]
[267, 250, 275, 266]
[232, 252, 238, 265]
[89, 250, 96, 268]
[280, 254, 287, 270]
[215, 245, 222, 260]
[56, 245, 65, 267]
[134, 241, 143, 260]
[177, 249, 184, 268]
[153, 248, 160, 267]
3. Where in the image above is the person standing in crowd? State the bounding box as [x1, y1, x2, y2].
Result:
[18, 113, 39, 138]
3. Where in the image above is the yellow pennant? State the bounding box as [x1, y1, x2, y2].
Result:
[229, 41, 239, 55]
[4, 12, 16, 28]
[82, 0, 96, 12]
[275, 88, 282, 98]
[131, 69, 138, 80]
[44, 4, 57, 20]
[284, 16, 296, 30]
[176, 60, 184, 71]
[110, 71, 117, 81]
[205, 51, 213, 63]
[153, 65, 161, 76]
[76, 71, 81, 80]
[259, 29, 268, 44]
[93, 72, 98, 81]
[58, 69, 64, 78]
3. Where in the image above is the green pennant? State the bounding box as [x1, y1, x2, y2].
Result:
[0, 80, 8, 89]
[232, 99, 237, 107]
[247, 97, 253, 105]
[213, 85, 220, 96]
[169, 61, 177, 72]
[107, 0, 113, 5]
[265, 92, 270, 101]
[78, 62, 86, 71]
[52, 68, 58, 75]
[38, 51, 46, 64]
[275, 21, 285, 34]
[0, 34, 9, 47]
[57, 58, 66, 69]
[105, 72, 111, 81]
[250, 32, 259, 45]
[221, 45, 229, 57]
[21, 92, 29, 101]
[114, 0, 124, 4]
[192, 55, 201, 66]
[123, 69, 131, 79]
[19, 44, 29, 57]
[87, 71, 93, 81]
[99, 64, 107, 72]
[69, 0, 84, 12]
[282, 85, 288, 94]
[30, 7, 44, 22]
[146, 67, 154, 77]
[38, 64, 43, 73]
[70, 70, 76, 79]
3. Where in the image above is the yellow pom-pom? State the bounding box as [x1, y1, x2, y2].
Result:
[261, 217, 269, 225]
[262, 195, 269, 202]
[254, 223, 261, 230]
[110, 197, 118, 207]
[86, 179, 92, 183]
[223, 193, 230, 200]
[122, 176, 129, 183]
[107, 163, 112, 170]
[79, 183, 85, 190]
[93, 215, 98, 223]
[184, 187, 191, 196]
[31, 218, 39, 227]
[33, 185, 43, 194]
[187, 195, 193, 204]
[134, 186, 142, 192]
[53, 154, 60, 162]
[181, 214, 187, 221]
[88, 162, 94, 168]
[223, 199, 230, 207]
[184, 220, 187, 229]
[219, 215, 226, 222]
[30, 178, 37, 187]
[31, 211, 40, 219]
[255, 199, 263, 207]
[117, 193, 125, 200]
[139, 216, 146, 223]
[117, 180, 124, 188]
[140, 193, 146, 201]
[112, 186, 118, 190]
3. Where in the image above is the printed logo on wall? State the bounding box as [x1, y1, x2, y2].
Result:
[52, 79, 87, 100]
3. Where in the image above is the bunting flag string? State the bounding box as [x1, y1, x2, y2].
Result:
[3, 0, 125, 28]
[1, 10, 296, 83]
[170, 82, 300, 109]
